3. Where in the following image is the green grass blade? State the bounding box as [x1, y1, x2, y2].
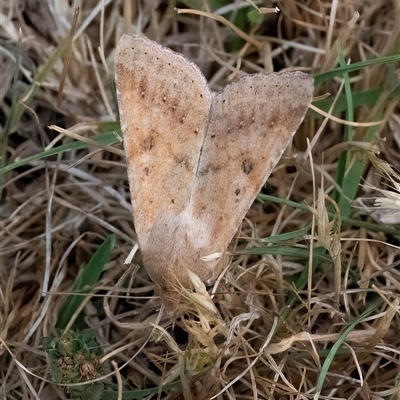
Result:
[257, 194, 400, 237]
[331, 45, 398, 219]
[314, 54, 400, 85]
[309, 88, 399, 119]
[1, 35, 22, 199]
[259, 224, 312, 243]
[314, 298, 384, 397]
[56, 234, 116, 329]
[0, 131, 119, 175]
[237, 245, 332, 264]
[333, 42, 358, 218]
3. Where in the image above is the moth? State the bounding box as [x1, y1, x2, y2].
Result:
[115, 35, 314, 306]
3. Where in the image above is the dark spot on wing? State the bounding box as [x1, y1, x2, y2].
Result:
[174, 154, 190, 170]
[268, 111, 282, 128]
[142, 136, 155, 151]
[139, 77, 147, 98]
[199, 163, 221, 176]
[242, 159, 254, 175]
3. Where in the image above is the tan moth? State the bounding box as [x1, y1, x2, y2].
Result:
[115, 35, 314, 307]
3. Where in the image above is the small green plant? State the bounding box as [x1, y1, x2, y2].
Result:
[43, 330, 104, 400]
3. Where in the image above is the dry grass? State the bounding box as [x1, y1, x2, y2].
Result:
[1, 0, 400, 399]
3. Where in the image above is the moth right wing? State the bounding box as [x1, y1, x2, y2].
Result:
[187, 72, 314, 282]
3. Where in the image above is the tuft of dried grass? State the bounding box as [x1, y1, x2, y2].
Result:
[1, 0, 400, 399]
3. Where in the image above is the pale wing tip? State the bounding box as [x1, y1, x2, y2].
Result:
[222, 70, 314, 103]
[116, 34, 145, 58]
[118, 33, 147, 46]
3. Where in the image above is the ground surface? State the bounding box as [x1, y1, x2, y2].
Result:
[1, 1, 400, 399]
